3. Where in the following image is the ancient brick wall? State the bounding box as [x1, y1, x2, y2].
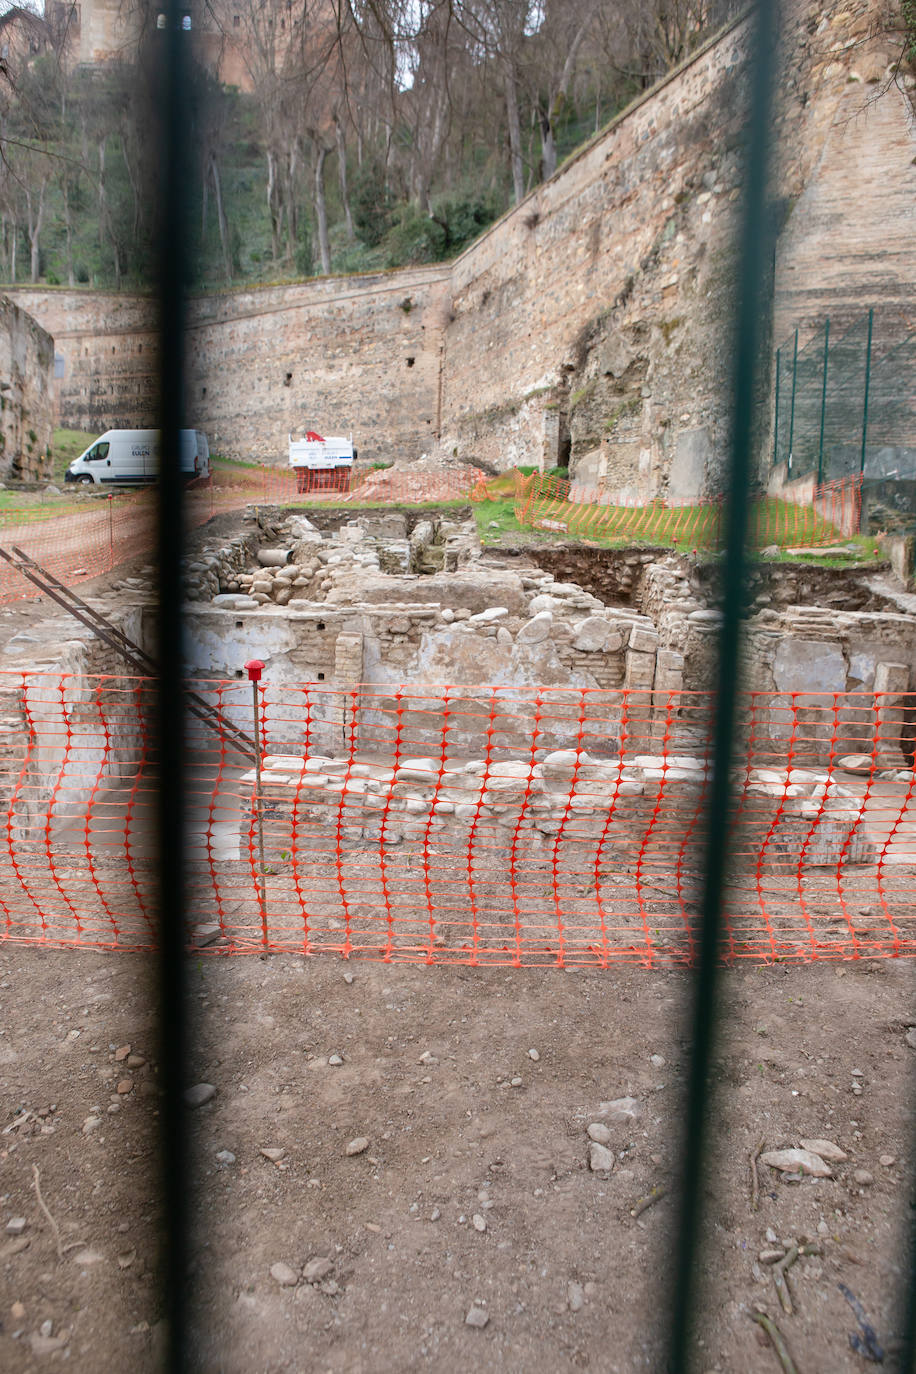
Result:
[0, 295, 55, 481]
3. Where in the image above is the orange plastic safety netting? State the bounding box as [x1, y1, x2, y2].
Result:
[512, 471, 864, 549]
[0, 481, 231, 604]
[1, 673, 914, 965]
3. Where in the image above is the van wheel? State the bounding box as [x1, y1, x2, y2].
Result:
[77, 475, 94, 485]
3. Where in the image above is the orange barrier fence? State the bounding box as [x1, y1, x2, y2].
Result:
[777, 473, 863, 541]
[0, 464, 478, 604]
[2, 674, 913, 965]
[0, 481, 221, 604]
[258, 464, 478, 507]
[511, 471, 864, 548]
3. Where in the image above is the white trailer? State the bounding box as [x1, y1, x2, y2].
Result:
[288, 431, 355, 494]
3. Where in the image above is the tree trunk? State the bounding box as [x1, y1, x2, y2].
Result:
[539, 111, 557, 181]
[120, 133, 141, 246]
[503, 58, 525, 203]
[10, 222, 17, 283]
[63, 181, 75, 286]
[335, 118, 355, 243]
[26, 180, 47, 283]
[285, 142, 298, 262]
[210, 153, 232, 282]
[266, 148, 282, 260]
[314, 145, 331, 275]
[97, 141, 120, 288]
[97, 139, 107, 255]
[538, 15, 592, 185]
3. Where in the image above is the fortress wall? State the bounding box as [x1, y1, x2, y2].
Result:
[3, 288, 159, 435]
[439, 16, 751, 492]
[185, 269, 450, 464]
[773, 69, 916, 347]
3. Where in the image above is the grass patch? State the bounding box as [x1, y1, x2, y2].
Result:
[0, 491, 72, 519]
[50, 427, 95, 484]
[212, 453, 263, 472]
[474, 498, 525, 542]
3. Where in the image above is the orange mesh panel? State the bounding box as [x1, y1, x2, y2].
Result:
[1, 674, 912, 964]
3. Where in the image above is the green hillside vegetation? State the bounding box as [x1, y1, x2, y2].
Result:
[0, 2, 742, 291]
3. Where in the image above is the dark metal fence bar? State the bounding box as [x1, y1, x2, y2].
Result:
[665, 0, 778, 1367]
[156, 2, 192, 1369]
[817, 316, 830, 485]
[860, 306, 874, 476]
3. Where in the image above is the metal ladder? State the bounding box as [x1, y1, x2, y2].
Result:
[0, 544, 258, 763]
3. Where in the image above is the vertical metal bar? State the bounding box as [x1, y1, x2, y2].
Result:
[787, 327, 798, 470]
[155, 1, 191, 1370]
[773, 347, 781, 465]
[665, 0, 778, 1367]
[817, 316, 830, 486]
[859, 306, 873, 476]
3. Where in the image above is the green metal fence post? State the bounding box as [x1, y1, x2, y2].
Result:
[773, 347, 781, 465]
[816, 317, 830, 486]
[787, 328, 798, 472]
[859, 307, 874, 476]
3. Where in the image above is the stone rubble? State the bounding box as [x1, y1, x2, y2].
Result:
[240, 748, 879, 866]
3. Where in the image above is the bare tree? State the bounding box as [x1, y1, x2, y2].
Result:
[528, 0, 599, 181]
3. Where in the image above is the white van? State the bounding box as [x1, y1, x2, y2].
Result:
[64, 429, 210, 486]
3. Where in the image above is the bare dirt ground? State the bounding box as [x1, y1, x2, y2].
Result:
[1, 947, 913, 1374]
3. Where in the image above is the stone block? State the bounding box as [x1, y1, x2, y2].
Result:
[628, 625, 658, 654]
[624, 649, 656, 691]
[528, 593, 561, 615]
[517, 611, 553, 644]
[573, 617, 617, 653]
[773, 639, 846, 694]
[669, 427, 710, 500]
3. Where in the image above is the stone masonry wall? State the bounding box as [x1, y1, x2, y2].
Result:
[772, 2, 916, 346]
[0, 294, 55, 481]
[2, 287, 159, 436]
[184, 268, 450, 464]
[439, 15, 751, 496]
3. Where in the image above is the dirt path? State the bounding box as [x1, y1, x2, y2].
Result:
[1, 948, 912, 1372]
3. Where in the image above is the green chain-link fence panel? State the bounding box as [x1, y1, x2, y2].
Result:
[773, 312, 916, 531]
[861, 331, 916, 534]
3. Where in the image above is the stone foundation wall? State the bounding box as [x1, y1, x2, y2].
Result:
[1, 609, 149, 834]
[244, 741, 878, 871]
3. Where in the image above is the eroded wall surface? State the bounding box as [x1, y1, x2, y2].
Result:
[0, 295, 54, 481]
